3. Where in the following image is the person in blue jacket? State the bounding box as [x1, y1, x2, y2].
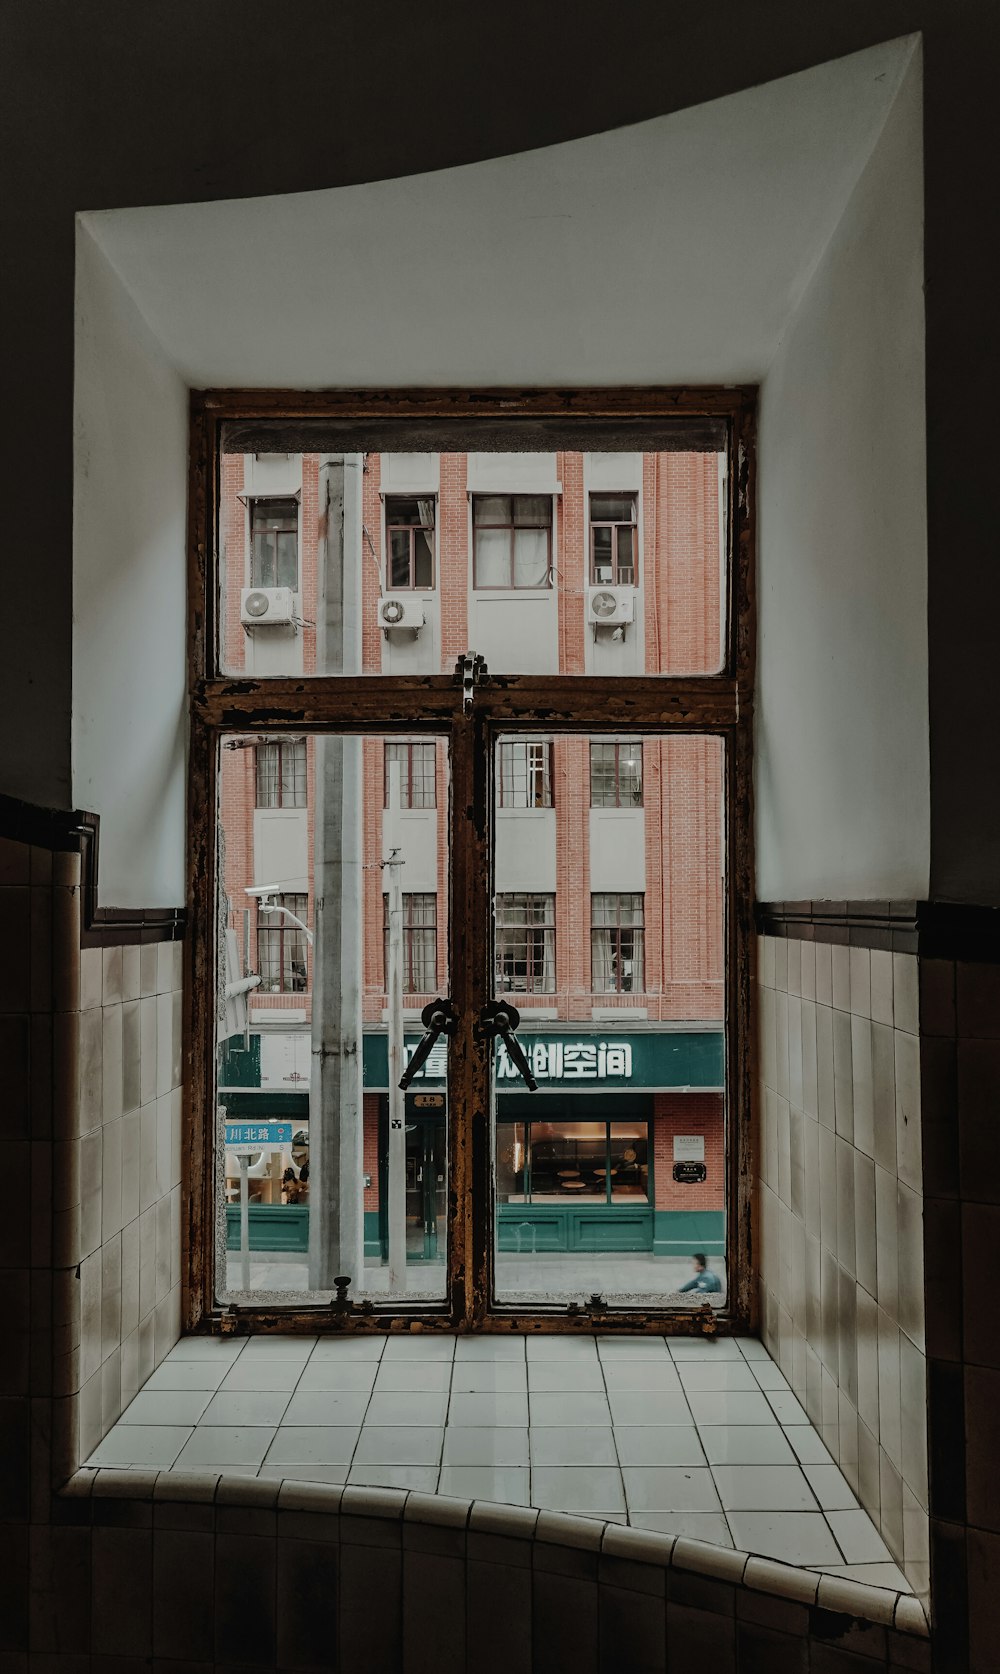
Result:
[678, 1252, 722, 1293]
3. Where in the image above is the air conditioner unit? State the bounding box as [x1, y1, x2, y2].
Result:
[241, 587, 296, 628]
[587, 587, 635, 627]
[378, 595, 425, 636]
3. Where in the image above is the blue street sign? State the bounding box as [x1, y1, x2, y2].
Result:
[225, 1121, 294, 1151]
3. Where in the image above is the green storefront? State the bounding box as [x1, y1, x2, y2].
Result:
[221, 1027, 724, 1259]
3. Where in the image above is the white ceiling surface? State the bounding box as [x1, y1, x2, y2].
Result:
[82, 37, 915, 389]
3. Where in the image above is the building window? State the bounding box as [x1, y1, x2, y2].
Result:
[383, 893, 438, 993]
[590, 493, 637, 585]
[384, 742, 436, 809]
[496, 894, 556, 993]
[258, 893, 309, 993]
[473, 494, 552, 588]
[255, 739, 307, 808]
[386, 496, 435, 589]
[496, 1119, 649, 1205]
[591, 893, 645, 992]
[498, 740, 554, 808]
[250, 498, 299, 589]
[590, 740, 643, 807]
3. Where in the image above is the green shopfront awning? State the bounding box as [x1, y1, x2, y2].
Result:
[362, 1029, 723, 1093]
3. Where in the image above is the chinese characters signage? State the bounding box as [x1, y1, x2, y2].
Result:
[225, 1121, 293, 1154]
[364, 1028, 723, 1091]
[496, 1039, 633, 1082]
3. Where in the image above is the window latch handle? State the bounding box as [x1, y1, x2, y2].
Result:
[398, 997, 456, 1091]
[480, 1000, 538, 1092]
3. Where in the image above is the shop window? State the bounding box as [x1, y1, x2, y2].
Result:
[495, 1118, 649, 1204]
[590, 739, 643, 807]
[257, 893, 310, 992]
[386, 496, 435, 588]
[496, 893, 556, 993]
[473, 494, 552, 588]
[384, 741, 436, 808]
[498, 739, 554, 807]
[250, 497, 299, 589]
[590, 492, 637, 585]
[383, 892, 437, 992]
[592, 892, 645, 991]
[255, 739, 307, 808]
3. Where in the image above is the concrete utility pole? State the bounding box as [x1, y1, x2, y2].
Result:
[309, 455, 364, 1291]
[384, 761, 407, 1293]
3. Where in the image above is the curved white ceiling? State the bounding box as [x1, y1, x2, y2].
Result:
[81, 36, 917, 388]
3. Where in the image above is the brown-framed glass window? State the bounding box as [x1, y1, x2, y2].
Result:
[383, 892, 437, 992]
[384, 741, 436, 809]
[496, 893, 556, 993]
[386, 495, 435, 589]
[590, 740, 643, 808]
[255, 739, 308, 808]
[472, 494, 552, 588]
[590, 492, 637, 585]
[591, 892, 645, 992]
[250, 497, 299, 589]
[257, 892, 310, 992]
[497, 739, 554, 807]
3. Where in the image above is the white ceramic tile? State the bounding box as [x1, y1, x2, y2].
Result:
[727, 1512, 842, 1567]
[175, 1426, 274, 1467]
[827, 1508, 893, 1563]
[600, 1361, 682, 1392]
[678, 1361, 759, 1392]
[629, 1512, 733, 1545]
[441, 1427, 529, 1466]
[597, 1336, 670, 1359]
[311, 1336, 385, 1360]
[283, 1390, 371, 1427]
[529, 1392, 610, 1427]
[525, 1336, 599, 1359]
[165, 1337, 244, 1361]
[381, 1334, 456, 1360]
[668, 1338, 745, 1361]
[118, 1389, 212, 1426]
[200, 1390, 292, 1426]
[450, 1362, 527, 1393]
[529, 1427, 618, 1466]
[532, 1467, 626, 1514]
[241, 1334, 316, 1359]
[734, 1338, 771, 1362]
[352, 1426, 443, 1465]
[347, 1464, 439, 1491]
[614, 1427, 705, 1467]
[438, 1466, 530, 1503]
[698, 1427, 797, 1466]
[527, 1361, 606, 1393]
[374, 1361, 452, 1392]
[766, 1389, 810, 1424]
[142, 1359, 231, 1391]
[803, 1464, 858, 1510]
[454, 1336, 525, 1361]
[87, 1424, 192, 1468]
[686, 1391, 775, 1426]
[813, 1561, 911, 1590]
[257, 1465, 350, 1484]
[711, 1465, 817, 1511]
[786, 1427, 836, 1467]
[264, 1427, 360, 1466]
[363, 1390, 449, 1427]
[297, 1361, 379, 1392]
[747, 1360, 791, 1393]
[448, 1391, 529, 1427]
[607, 1392, 693, 1426]
[622, 1467, 720, 1512]
[220, 1359, 308, 1392]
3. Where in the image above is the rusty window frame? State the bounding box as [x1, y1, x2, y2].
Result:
[185, 385, 757, 1339]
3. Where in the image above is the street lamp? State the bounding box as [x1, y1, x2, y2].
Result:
[244, 885, 315, 944]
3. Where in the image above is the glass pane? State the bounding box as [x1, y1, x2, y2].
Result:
[492, 731, 726, 1309]
[216, 730, 450, 1305]
[217, 442, 728, 677]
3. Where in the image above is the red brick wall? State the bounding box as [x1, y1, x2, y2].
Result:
[652, 1093, 725, 1212]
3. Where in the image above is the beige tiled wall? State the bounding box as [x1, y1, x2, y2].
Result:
[757, 936, 928, 1599]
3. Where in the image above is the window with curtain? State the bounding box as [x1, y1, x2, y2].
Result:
[473, 494, 552, 588]
[385, 496, 435, 589]
[257, 893, 309, 992]
[383, 893, 438, 992]
[498, 739, 554, 807]
[495, 893, 556, 993]
[384, 741, 436, 808]
[590, 492, 637, 584]
[250, 498, 299, 589]
[255, 739, 308, 808]
[590, 740, 643, 808]
[591, 893, 645, 992]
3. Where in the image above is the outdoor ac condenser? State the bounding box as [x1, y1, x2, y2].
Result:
[241, 586, 296, 628]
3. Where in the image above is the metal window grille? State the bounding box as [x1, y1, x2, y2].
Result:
[384, 741, 437, 809]
[255, 739, 308, 808]
[385, 496, 435, 589]
[472, 494, 553, 588]
[383, 892, 438, 993]
[257, 892, 309, 993]
[495, 893, 556, 993]
[250, 497, 299, 589]
[589, 740, 643, 808]
[591, 892, 645, 992]
[590, 492, 637, 585]
[497, 740, 554, 807]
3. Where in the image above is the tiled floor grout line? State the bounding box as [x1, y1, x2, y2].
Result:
[597, 1337, 625, 1521]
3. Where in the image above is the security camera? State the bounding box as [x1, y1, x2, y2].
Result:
[245, 885, 281, 898]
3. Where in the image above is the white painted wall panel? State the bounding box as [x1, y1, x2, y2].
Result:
[589, 809, 645, 891]
[253, 809, 308, 891]
[469, 594, 559, 673]
[381, 809, 438, 891]
[495, 810, 557, 891]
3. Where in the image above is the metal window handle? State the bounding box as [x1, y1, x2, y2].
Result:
[398, 997, 456, 1091]
[480, 1000, 538, 1092]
